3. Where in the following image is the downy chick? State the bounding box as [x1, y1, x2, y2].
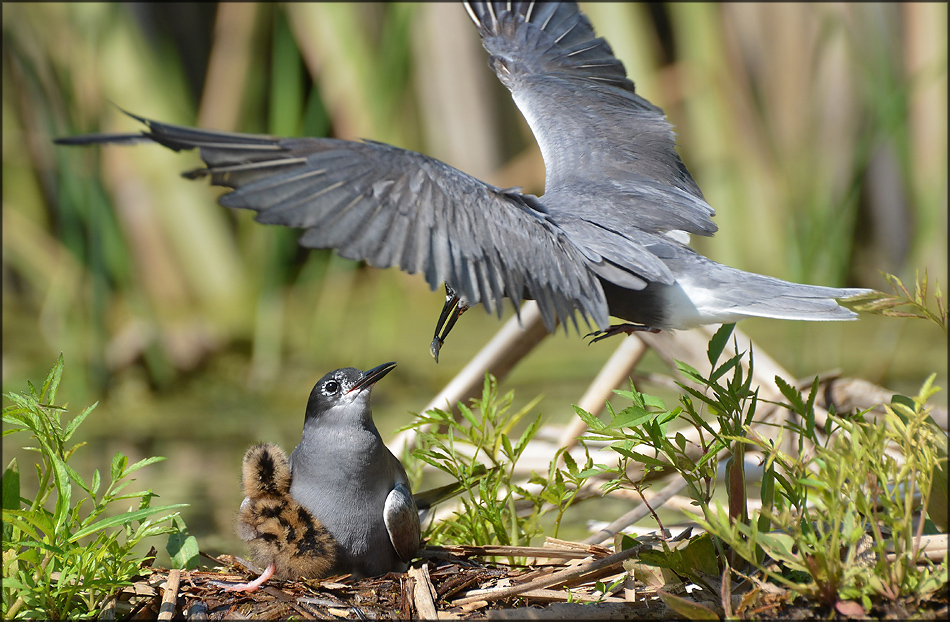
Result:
[224, 442, 338, 592]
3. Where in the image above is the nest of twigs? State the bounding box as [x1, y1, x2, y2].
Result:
[99, 539, 693, 620]
[98, 533, 950, 620]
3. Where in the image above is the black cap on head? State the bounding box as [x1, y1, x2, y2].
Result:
[304, 362, 397, 420]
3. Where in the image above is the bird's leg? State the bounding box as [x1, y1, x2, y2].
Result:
[585, 323, 660, 344]
[221, 561, 276, 592]
[429, 285, 469, 362]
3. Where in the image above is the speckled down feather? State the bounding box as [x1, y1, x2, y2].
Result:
[236, 443, 338, 580]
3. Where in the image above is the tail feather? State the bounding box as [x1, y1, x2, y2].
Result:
[672, 258, 873, 327]
[725, 285, 871, 321]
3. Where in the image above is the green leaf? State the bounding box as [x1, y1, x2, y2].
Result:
[562, 450, 578, 476]
[8, 537, 69, 560]
[680, 533, 720, 576]
[618, 534, 639, 552]
[709, 352, 743, 383]
[707, 323, 735, 367]
[803, 377, 818, 438]
[678, 383, 722, 412]
[0, 577, 34, 593]
[457, 403, 477, 430]
[2, 459, 20, 510]
[111, 452, 127, 482]
[610, 405, 654, 429]
[572, 405, 605, 431]
[2, 508, 56, 540]
[642, 394, 668, 410]
[675, 360, 703, 383]
[50, 453, 72, 533]
[890, 394, 917, 421]
[123, 456, 166, 477]
[90, 469, 101, 496]
[675, 432, 688, 452]
[758, 466, 775, 536]
[612, 389, 639, 401]
[638, 535, 720, 580]
[64, 461, 89, 493]
[514, 414, 542, 460]
[613, 448, 667, 468]
[774, 375, 805, 415]
[42, 353, 65, 404]
[166, 516, 200, 570]
[798, 476, 829, 491]
[926, 416, 948, 531]
[3, 396, 38, 426]
[501, 434, 514, 460]
[657, 588, 721, 620]
[575, 467, 604, 479]
[69, 504, 187, 542]
[63, 402, 97, 442]
[753, 532, 799, 565]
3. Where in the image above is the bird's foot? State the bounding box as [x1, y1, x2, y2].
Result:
[221, 561, 276, 592]
[585, 323, 660, 344]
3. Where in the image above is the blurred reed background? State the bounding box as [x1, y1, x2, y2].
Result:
[2, 3, 947, 559]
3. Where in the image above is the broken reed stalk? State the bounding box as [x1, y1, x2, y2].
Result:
[409, 565, 439, 619]
[451, 542, 647, 607]
[158, 568, 181, 621]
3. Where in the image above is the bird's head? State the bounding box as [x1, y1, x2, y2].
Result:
[304, 362, 397, 424]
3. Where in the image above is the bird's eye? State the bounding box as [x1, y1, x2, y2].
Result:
[325, 380, 340, 394]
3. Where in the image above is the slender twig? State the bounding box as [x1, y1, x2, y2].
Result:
[452, 542, 647, 607]
[634, 485, 666, 540]
[583, 478, 688, 545]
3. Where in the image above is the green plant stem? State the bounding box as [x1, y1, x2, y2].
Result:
[31, 456, 53, 513]
[6, 551, 53, 619]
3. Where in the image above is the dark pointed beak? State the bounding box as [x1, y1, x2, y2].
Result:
[430, 285, 469, 363]
[348, 361, 397, 393]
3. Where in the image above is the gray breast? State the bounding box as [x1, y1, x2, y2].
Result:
[288, 428, 403, 578]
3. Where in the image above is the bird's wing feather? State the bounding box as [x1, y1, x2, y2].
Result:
[68, 112, 610, 332]
[463, 1, 716, 238]
[384, 483, 421, 563]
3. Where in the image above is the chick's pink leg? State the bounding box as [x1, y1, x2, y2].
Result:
[222, 562, 276, 592]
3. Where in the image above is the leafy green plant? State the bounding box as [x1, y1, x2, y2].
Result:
[573, 325, 752, 560]
[528, 443, 600, 540]
[574, 322, 947, 610]
[2, 356, 191, 619]
[850, 268, 948, 539]
[402, 374, 593, 561]
[700, 374, 948, 609]
[592, 576, 625, 602]
[563, 575, 625, 604]
[853, 271, 947, 332]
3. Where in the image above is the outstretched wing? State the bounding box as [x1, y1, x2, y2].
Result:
[463, 1, 716, 239]
[57, 111, 610, 332]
